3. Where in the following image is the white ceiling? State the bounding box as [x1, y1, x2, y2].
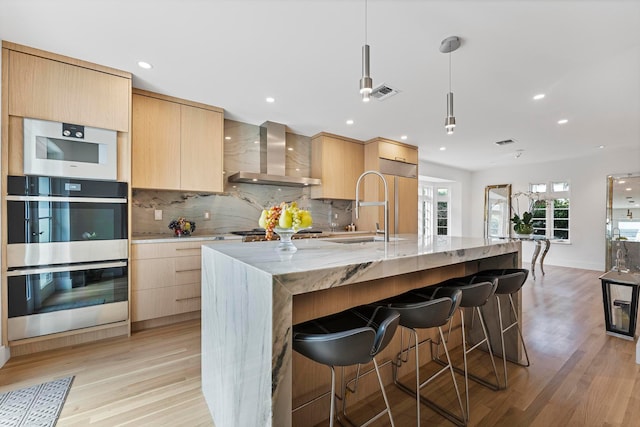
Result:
[1, 0, 639, 172]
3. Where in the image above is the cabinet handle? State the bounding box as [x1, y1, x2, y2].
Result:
[176, 248, 199, 251]
[176, 268, 201, 273]
[176, 296, 201, 302]
[395, 156, 406, 162]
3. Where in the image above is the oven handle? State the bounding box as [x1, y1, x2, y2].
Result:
[7, 260, 127, 276]
[6, 195, 127, 203]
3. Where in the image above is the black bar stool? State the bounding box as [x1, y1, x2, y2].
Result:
[474, 268, 531, 388]
[373, 287, 465, 426]
[419, 278, 500, 422]
[292, 305, 400, 427]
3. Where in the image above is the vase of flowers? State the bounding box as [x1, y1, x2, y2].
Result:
[169, 217, 196, 236]
[258, 202, 313, 252]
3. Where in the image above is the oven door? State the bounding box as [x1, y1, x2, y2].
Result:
[7, 261, 128, 341]
[6, 195, 127, 267]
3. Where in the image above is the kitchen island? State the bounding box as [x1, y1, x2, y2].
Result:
[201, 235, 521, 427]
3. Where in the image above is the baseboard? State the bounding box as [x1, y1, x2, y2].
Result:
[132, 311, 200, 332]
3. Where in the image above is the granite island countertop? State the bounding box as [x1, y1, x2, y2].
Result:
[202, 235, 520, 295]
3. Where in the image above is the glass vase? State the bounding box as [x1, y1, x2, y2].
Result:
[274, 227, 298, 253]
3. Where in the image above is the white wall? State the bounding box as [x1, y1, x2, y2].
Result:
[420, 160, 473, 236]
[0, 50, 10, 367]
[469, 147, 640, 271]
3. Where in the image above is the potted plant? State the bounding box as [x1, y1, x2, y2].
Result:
[511, 211, 534, 236]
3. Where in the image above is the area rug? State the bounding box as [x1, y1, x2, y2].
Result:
[0, 376, 74, 427]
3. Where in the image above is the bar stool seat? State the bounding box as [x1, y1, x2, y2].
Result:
[374, 287, 465, 426]
[417, 278, 500, 422]
[293, 305, 400, 427]
[474, 268, 530, 388]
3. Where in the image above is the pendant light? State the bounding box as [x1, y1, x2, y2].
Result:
[440, 36, 461, 134]
[359, 0, 372, 102]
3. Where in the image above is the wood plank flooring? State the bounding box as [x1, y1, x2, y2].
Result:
[1, 264, 638, 426]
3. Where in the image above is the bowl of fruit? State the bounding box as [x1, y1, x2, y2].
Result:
[169, 217, 196, 237]
[258, 202, 313, 252]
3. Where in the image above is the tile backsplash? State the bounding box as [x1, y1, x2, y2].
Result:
[132, 119, 354, 236]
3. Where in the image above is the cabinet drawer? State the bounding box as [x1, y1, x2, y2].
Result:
[132, 283, 201, 321]
[132, 241, 202, 259]
[132, 258, 175, 291]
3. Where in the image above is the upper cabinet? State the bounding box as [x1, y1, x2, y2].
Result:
[377, 139, 418, 164]
[310, 133, 364, 200]
[131, 89, 224, 193]
[7, 48, 130, 132]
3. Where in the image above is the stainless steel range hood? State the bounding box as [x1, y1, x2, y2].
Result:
[227, 121, 321, 187]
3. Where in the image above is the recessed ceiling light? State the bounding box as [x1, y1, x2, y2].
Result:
[557, 119, 568, 124]
[287, 147, 293, 151]
[346, 119, 354, 125]
[598, 145, 605, 149]
[400, 135, 408, 140]
[619, 180, 626, 184]
[225, 136, 231, 140]
[295, 168, 300, 172]
[626, 188, 632, 191]
[137, 61, 153, 69]
[254, 140, 259, 144]
[533, 93, 545, 100]
[266, 97, 275, 103]
[439, 146, 446, 151]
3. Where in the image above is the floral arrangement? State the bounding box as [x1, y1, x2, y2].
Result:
[169, 217, 196, 236]
[258, 202, 313, 240]
[510, 190, 548, 235]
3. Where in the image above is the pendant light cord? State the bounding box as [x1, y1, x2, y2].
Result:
[364, 0, 368, 44]
[448, 47, 452, 93]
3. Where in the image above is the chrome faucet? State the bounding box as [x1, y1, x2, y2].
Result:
[355, 171, 389, 242]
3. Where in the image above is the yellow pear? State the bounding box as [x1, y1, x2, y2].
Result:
[258, 210, 268, 228]
[299, 211, 313, 228]
[279, 209, 293, 228]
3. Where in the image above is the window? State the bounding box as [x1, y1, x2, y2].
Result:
[529, 181, 570, 241]
[419, 183, 451, 237]
[437, 200, 448, 235]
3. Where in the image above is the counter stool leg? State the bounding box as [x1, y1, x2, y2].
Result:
[495, 294, 531, 389]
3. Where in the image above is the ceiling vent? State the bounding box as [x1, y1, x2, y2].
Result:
[371, 84, 400, 101]
[495, 139, 516, 146]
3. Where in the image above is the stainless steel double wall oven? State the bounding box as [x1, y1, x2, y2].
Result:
[6, 175, 128, 340]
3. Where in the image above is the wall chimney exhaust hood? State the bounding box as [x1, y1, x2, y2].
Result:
[227, 121, 321, 187]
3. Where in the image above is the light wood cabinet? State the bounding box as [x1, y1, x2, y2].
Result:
[384, 174, 419, 234]
[7, 49, 130, 132]
[378, 139, 418, 164]
[131, 89, 224, 192]
[131, 241, 204, 322]
[357, 138, 419, 234]
[310, 133, 364, 200]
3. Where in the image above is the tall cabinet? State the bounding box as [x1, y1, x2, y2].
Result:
[1, 41, 132, 354]
[132, 89, 224, 193]
[357, 138, 419, 235]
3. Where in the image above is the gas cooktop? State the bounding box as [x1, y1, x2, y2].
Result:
[230, 228, 322, 236]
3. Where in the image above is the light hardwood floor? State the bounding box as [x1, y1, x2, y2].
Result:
[1, 264, 639, 426]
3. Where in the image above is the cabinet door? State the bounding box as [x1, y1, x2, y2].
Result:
[180, 105, 224, 192]
[397, 176, 418, 234]
[312, 136, 343, 199]
[132, 94, 181, 190]
[343, 140, 364, 200]
[378, 141, 418, 164]
[378, 175, 418, 234]
[8, 51, 130, 131]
